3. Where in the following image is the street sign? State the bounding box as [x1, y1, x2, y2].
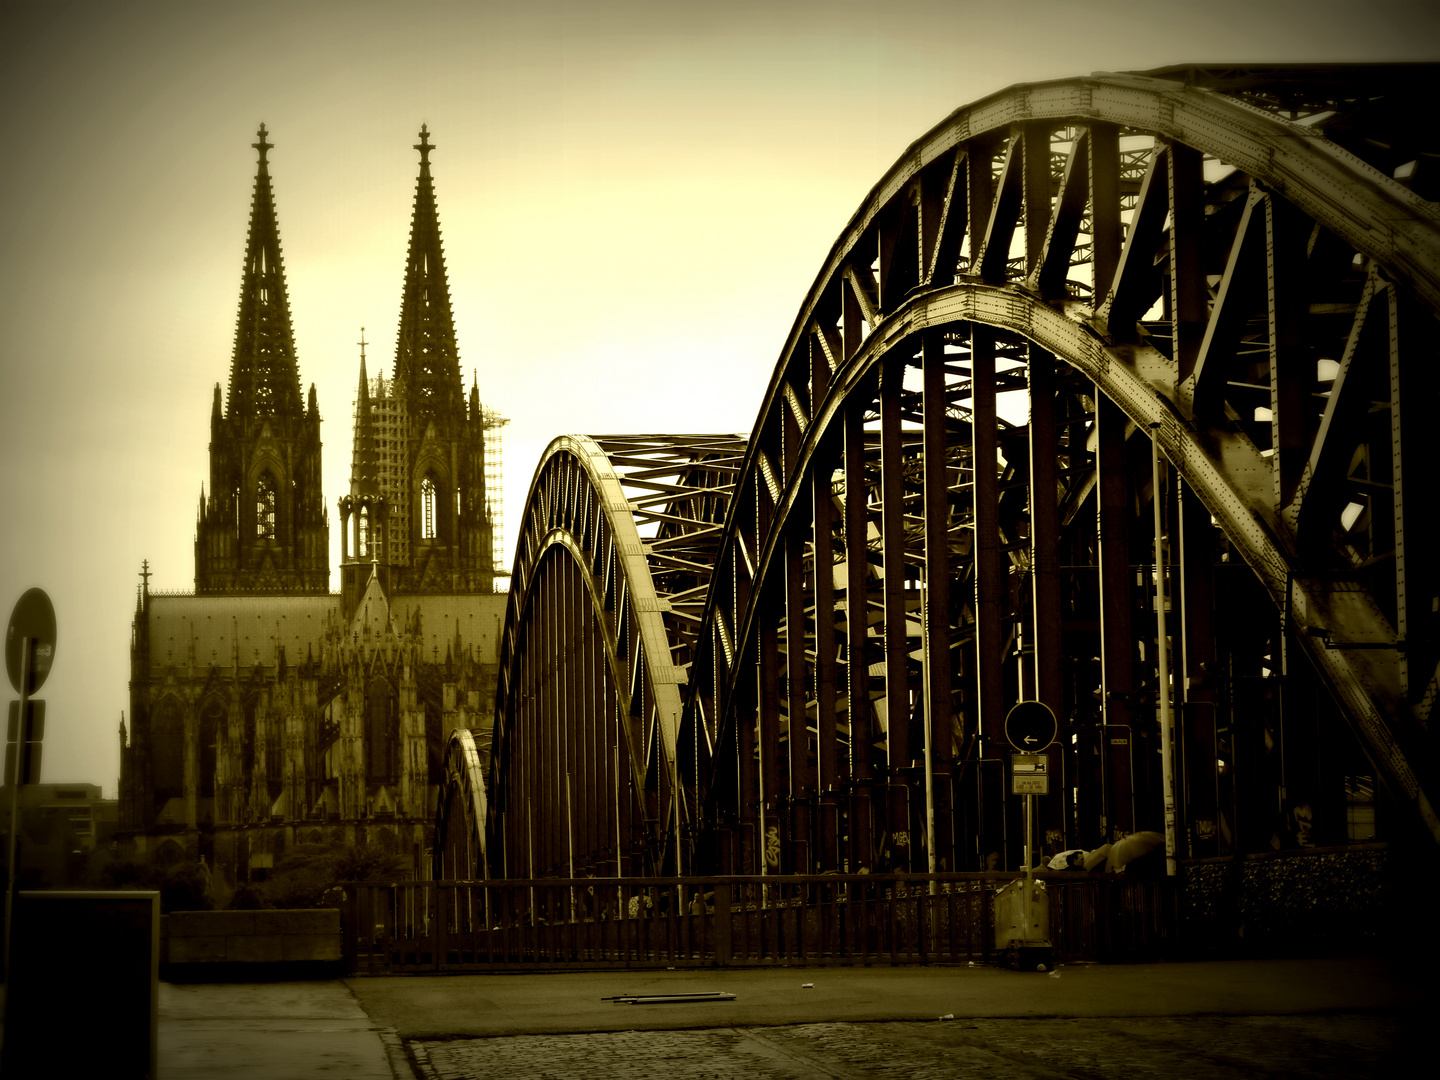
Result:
[7, 589, 56, 695]
[6, 700, 45, 743]
[1004, 700, 1057, 752]
[1011, 752, 1049, 794]
[3, 740, 41, 788]
[4, 701, 45, 786]
[6, 587, 55, 1011]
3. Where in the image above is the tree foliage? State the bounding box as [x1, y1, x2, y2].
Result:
[254, 841, 409, 909]
[99, 859, 213, 912]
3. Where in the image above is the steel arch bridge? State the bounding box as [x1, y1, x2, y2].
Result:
[483, 435, 746, 879]
[470, 65, 1440, 882]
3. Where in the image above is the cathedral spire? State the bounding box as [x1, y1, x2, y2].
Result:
[227, 123, 303, 423]
[196, 125, 328, 595]
[394, 124, 462, 421]
[351, 330, 379, 497]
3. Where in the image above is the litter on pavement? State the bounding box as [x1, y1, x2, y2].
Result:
[602, 992, 737, 1005]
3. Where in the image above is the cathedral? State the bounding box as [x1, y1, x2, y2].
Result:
[119, 125, 507, 887]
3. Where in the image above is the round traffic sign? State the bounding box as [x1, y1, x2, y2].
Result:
[7, 588, 57, 695]
[1004, 700, 1056, 752]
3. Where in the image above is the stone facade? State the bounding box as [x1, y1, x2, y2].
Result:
[122, 587, 503, 884]
[119, 125, 503, 889]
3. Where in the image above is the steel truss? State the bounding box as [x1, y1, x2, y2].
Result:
[435, 726, 490, 879]
[488, 66, 1440, 880]
[485, 435, 746, 878]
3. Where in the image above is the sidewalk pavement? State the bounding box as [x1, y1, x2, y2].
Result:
[343, 956, 1420, 1039]
[158, 980, 410, 1080]
[154, 957, 1423, 1079]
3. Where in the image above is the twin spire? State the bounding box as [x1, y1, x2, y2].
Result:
[395, 123, 463, 420]
[227, 122, 302, 423]
[201, 122, 476, 598]
[225, 123, 461, 430]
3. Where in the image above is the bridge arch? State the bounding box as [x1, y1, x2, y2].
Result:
[491, 66, 1439, 885]
[488, 435, 745, 878]
[434, 727, 489, 879]
[685, 66, 1440, 874]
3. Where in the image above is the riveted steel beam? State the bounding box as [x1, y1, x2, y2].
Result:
[493, 434, 745, 877]
[503, 69, 1440, 883]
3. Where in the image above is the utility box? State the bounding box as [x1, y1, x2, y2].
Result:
[993, 876, 1053, 971]
[2, 891, 159, 1078]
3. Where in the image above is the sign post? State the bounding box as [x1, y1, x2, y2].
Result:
[994, 700, 1057, 972]
[1004, 701, 1057, 876]
[4, 588, 56, 991]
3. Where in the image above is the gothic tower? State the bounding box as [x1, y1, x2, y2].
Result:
[123, 123, 508, 888]
[340, 334, 393, 615]
[195, 125, 329, 594]
[351, 125, 492, 597]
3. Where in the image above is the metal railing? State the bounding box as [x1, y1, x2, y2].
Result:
[340, 872, 1177, 974]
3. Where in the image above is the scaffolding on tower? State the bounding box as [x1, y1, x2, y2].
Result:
[482, 405, 510, 590]
[363, 372, 412, 566]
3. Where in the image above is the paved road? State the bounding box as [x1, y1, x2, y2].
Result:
[142, 958, 1421, 1078]
[347, 957, 1413, 1037]
[348, 958, 1420, 1079]
[413, 1014, 1405, 1079]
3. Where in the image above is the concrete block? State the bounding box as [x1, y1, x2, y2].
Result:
[282, 933, 342, 962]
[306, 908, 342, 936]
[227, 935, 284, 963]
[256, 908, 338, 936]
[224, 911, 259, 935]
[171, 910, 256, 937]
[166, 910, 204, 937]
[249, 910, 288, 936]
[169, 934, 230, 964]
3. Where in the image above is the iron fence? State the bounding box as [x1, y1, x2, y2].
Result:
[340, 872, 1176, 974]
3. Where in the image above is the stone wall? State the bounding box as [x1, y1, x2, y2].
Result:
[163, 909, 342, 980]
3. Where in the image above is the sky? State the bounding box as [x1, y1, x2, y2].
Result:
[1, 0, 1436, 797]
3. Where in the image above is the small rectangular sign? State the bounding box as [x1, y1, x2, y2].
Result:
[6, 700, 44, 742]
[3, 741, 42, 786]
[1013, 775, 1049, 795]
[1011, 754, 1046, 774]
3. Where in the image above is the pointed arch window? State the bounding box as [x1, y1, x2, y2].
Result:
[366, 677, 396, 782]
[151, 698, 185, 801]
[241, 695, 259, 790]
[358, 505, 370, 558]
[421, 477, 437, 540]
[199, 699, 224, 799]
[256, 473, 276, 539]
[265, 713, 283, 803]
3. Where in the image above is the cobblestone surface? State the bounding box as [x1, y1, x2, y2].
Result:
[416, 1013, 1407, 1079]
